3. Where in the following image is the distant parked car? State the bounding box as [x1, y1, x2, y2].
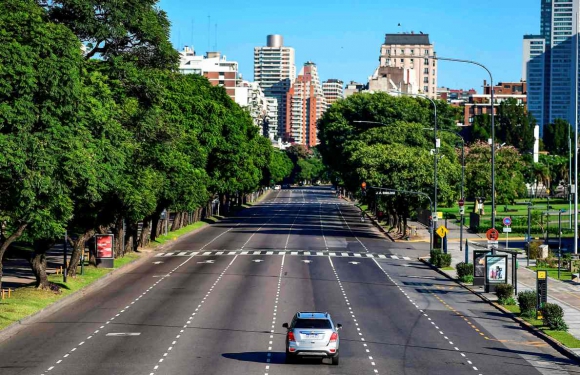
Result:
[274, 185, 281, 190]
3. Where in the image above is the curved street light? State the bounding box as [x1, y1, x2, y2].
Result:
[429, 56, 497, 231]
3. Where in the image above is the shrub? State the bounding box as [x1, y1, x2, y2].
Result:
[460, 275, 474, 283]
[541, 303, 568, 331]
[518, 291, 537, 317]
[495, 283, 514, 303]
[503, 297, 517, 306]
[440, 253, 452, 268]
[456, 262, 474, 278]
[527, 240, 543, 260]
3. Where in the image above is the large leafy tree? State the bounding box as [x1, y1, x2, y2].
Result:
[38, 0, 179, 68]
[0, 0, 85, 288]
[496, 98, 535, 153]
[543, 119, 570, 156]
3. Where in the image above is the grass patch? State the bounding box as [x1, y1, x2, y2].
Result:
[0, 252, 143, 330]
[499, 303, 580, 348]
[149, 221, 208, 248]
[529, 266, 572, 281]
[441, 266, 455, 271]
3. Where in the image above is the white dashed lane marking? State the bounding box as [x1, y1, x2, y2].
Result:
[328, 256, 378, 374]
[371, 258, 484, 374]
[38, 203, 263, 375]
[148, 255, 239, 375]
[264, 254, 285, 374]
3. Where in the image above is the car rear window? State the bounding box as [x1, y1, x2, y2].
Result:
[294, 319, 332, 329]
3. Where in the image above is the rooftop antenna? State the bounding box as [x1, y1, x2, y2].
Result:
[398, 23, 402, 34]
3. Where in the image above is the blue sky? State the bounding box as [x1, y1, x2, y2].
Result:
[159, 0, 540, 92]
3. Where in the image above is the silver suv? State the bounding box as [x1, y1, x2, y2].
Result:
[282, 312, 342, 365]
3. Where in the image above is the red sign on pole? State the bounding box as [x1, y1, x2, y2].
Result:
[486, 228, 499, 241]
[458, 199, 465, 207]
[96, 234, 114, 259]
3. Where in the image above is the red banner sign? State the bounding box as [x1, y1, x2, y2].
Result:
[96, 235, 114, 259]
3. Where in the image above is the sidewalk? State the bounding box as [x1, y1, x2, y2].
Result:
[432, 219, 580, 355]
[389, 215, 580, 355]
[2, 244, 70, 289]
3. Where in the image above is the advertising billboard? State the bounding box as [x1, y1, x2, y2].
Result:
[485, 255, 507, 283]
[96, 234, 114, 259]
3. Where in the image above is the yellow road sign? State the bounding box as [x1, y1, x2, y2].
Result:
[538, 271, 547, 280]
[436, 226, 449, 238]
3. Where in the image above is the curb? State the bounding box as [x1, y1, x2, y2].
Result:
[418, 258, 580, 364]
[0, 222, 212, 344]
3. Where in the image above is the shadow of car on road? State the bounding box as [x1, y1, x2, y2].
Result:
[222, 352, 329, 365]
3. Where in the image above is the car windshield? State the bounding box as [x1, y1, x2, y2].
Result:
[294, 319, 332, 329]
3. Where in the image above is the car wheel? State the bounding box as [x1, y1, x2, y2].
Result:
[331, 353, 339, 366]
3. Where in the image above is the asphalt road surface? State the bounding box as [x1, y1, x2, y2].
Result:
[0, 187, 578, 375]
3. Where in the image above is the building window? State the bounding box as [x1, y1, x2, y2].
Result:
[424, 68, 429, 74]
[424, 86, 428, 92]
[401, 49, 405, 54]
[425, 50, 429, 56]
[411, 49, 415, 55]
[387, 49, 391, 55]
[400, 59, 404, 63]
[424, 77, 429, 83]
[424, 58, 429, 64]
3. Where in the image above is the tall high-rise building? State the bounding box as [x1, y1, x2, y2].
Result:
[525, 0, 580, 134]
[286, 62, 326, 147]
[178, 46, 239, 101]
[378, 33, 437, 98]
[254, 35, 296, 138]
[523, 35, 546, 128]
[322, 79, 344, 108]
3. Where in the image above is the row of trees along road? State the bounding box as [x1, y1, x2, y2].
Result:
[318, 92, 537, 234]
[0, 0, 293, 289]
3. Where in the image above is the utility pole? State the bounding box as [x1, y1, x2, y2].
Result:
[527, 204, 532, 267]
[63, 230, 68, 283]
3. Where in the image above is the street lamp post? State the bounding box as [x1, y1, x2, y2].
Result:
[429, 56, 496, 229]
[425, 129, 465, 253]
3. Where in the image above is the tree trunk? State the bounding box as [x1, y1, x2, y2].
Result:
[0, 223, 28, 291]
[114, 218, 125, 258]
[171, 211, 180, 232]
[127, 221, 139, 252]
[30, 238, 53, 289]
[68, 230, 95, 276]
[150, 213, 161, 242]
[139, 218, 152, 248]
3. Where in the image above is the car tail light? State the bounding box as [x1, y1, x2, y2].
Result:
[288, 332, 296, 342]
[329, 332, 338, 342]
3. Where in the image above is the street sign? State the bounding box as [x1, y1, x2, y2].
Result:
[503, 217, 512, 226]
[486, 228, 500, 241]
[503, 227, 512, 233]
[432, 216, 438, 222]
[458, 199, 465, 207]
[437, 212, 443, 219]
[377, 191, 395, 195]
[436, 225, 449, 238]
[361, 182, 367, 189]
[459, 207, 465, 215]
[487, 240, 499, 250]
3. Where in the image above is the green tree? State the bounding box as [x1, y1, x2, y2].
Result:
[496, 98, 535, 152]
[0, 0, 85, 288]
[470, 114, 490, 142]
[543, 119, 570, 156]
[268, 151, 293, 184]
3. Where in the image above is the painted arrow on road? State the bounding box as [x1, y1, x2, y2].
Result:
[302, 260, 313, 263]
[198, 260, 215, 264]
[252, 259, 264, 263]
[153, 261, 163, 265]
[349, 261, 360, 265]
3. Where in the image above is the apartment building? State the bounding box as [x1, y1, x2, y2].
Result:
[179, 46, 239, 100]
[378, 33, 437, 98]
[285, 62, 327, 147]
[254, 35, 296, 138]
[234, 81, 269, 134]
[523, 0, 580, 134]
[344, 81, 367, 98]
[322, 79, 344, 108]
[462, 81, 527, 126]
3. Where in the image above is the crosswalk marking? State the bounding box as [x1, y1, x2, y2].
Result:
[154, 250, 415, 261]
